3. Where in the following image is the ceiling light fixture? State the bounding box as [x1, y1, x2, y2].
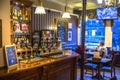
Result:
[62, 0, 71, 18]
[35, 0, 46, 14]
[97, 0, 103, 4]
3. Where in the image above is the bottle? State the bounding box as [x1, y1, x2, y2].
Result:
[25, 10, 29, 20]
[13, 9, 17, 20]
[12, 9, 15, 19]
[18, 10, 22, 20]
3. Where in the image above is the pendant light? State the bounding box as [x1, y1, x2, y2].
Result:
[62, 0, 71, 18]
[97, 0, 103, 4]
[35, 0, 46, 14]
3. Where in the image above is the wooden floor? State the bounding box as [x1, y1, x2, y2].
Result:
[77, 67, 120, 80]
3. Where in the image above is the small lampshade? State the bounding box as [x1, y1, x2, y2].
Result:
[35, 6, 46, 14]
[62, 12, 71, 18]
[97, 0, 103, 4]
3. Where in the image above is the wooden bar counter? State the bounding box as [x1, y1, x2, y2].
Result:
[0, 50, 78, 80]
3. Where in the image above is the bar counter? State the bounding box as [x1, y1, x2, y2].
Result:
[0, 50, 78, 80]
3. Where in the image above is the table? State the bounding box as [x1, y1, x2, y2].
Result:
[86, 57, 111, 80]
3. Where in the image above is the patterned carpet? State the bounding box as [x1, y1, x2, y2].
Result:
[77, 67, 120, 80]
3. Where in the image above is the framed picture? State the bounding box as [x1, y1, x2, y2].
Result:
[68, 31, 72, 41]
[5, 45, 18, 70]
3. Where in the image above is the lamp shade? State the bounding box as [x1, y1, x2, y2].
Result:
[62, 12, 71, 18]
[35, 6, 46, 14]
[97, 0, 103, 4]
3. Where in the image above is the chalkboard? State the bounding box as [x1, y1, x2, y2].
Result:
[5, 45, 18, 68]
[56, 19, 68, 42]
[0, 19, 2, 48]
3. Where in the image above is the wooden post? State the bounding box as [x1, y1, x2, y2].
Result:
[80, 0, 87, 80]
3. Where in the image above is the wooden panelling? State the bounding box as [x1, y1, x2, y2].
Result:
[31, 7, 61, 32]
[0, 51, 78, 80]
[31, 7, 78, 45]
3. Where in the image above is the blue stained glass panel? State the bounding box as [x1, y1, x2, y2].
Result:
[80, 19, 105, 48]
[112, 18, 120, 50]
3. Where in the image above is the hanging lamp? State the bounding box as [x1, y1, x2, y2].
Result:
[62, 0, 71, 18]
[35, 0, 46, 14]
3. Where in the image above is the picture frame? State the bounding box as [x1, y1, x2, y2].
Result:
[68, 31, 72, 41]
[5, 45, 18, 70]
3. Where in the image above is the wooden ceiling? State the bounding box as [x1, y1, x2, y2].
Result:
[47, 0, 98, 10]
[10, 0, 120, 11]
[46, 0, 119, 10]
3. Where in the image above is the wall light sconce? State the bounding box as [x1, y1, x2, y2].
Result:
[35, 0, 46, 14]
[62, 0, 71, 18]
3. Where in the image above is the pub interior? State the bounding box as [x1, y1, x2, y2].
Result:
[0, 0, 120, 80]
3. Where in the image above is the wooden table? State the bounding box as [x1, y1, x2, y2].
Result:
[86, 57, 111, 80]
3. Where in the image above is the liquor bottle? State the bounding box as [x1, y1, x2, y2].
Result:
[12, 9, 15, 19]
[13, 9, 18, 20]
[18, 10, 22, 20]
[25, 10, 29, 20]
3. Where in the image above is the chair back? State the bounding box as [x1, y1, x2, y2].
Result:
[111, 54, 117, 67]
[106, 47, 112, 58]
[76, 45, 83, 55]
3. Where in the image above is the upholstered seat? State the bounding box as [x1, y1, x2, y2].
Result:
[85, 62, 98, 77]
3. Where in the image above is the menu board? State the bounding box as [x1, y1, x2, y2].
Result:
[57, 19, 68, 42]
[5, 45, 17, 66]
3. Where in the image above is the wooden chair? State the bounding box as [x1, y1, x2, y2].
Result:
[101, 54, 117, 78]
[76, 45, 89, 67]
[84, 62, 98, 77]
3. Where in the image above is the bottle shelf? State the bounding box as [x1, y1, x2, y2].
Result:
[10, 1, 31, 50]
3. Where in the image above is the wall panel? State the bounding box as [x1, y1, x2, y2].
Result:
[31, 7, 61, 32]
[31, 7, 78, 49]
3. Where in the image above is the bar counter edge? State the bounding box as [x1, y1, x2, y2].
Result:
[0, 50, 79, 80]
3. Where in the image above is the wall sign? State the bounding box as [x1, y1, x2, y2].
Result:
[55, 18, 68, 42]
[68, 31, 72, 41]
[5, 45, 18, 70]
[68, 23, 72, 29]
